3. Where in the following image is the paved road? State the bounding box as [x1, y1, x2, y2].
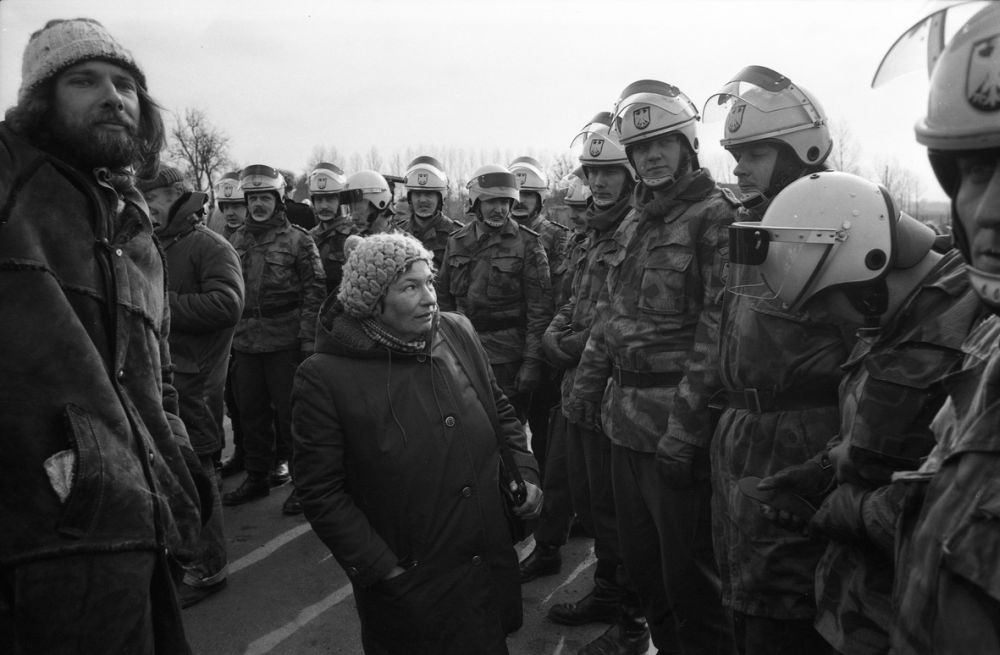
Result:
[183, 465, 641, 654]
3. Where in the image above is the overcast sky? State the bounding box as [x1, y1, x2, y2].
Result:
[0, 0, 977, 200]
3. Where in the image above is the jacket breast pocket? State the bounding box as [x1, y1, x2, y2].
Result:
[639, 248, 692, 315]
[942, 477, 1000, 603]
[487, 256, 522, 302]
[264, 251, 296, 288]
[447, 255, 472, 297]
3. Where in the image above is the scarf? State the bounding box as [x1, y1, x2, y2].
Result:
[361, 317, 428, 354]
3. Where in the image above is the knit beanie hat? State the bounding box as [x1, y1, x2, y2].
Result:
[137, 165, 187, 192]
[337, 233, 434, 318]
[18, 18, 146, 104]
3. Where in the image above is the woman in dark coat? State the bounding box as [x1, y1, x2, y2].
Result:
[292, 232, 542, 655]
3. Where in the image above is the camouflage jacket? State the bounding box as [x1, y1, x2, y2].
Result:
[437, 217, 553, 365]
[398, 211, 462, 271]
[550, 196, 632, 404]
[556, 229, 588, 309]
[568, 169, 737, 453]
[891, 312, 1000, 655]
[711, 206, 854, 619]
[230, 213, 326, 353]
[525, 213, 571, 293]
[811, 251, 981, 653]
[310, 218, 356, 296]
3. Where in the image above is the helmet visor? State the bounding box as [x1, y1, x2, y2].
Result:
[728, 222, 842, 308]
[704, 66, 821, 128]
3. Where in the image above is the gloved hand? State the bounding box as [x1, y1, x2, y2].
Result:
[514, 481, 544, 519]
[756, 452, 836, 529]
[542, 327, 578, 369]
[562, 397, 602, 432]
[515, 360, 542, 393]
[656, 437, 703, 489]
[556, 329, 590, 361]
[180, 445, 214, 525]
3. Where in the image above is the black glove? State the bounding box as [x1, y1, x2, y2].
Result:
[180, 446, 214, 525]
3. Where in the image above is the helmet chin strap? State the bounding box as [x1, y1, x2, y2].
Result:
[845, 280, 889, 328]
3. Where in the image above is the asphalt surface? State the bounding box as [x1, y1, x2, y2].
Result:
[182, 431, 645, 654]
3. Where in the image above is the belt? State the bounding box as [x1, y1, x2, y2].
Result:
[470, 316, 522, 333]
[611, 366, 683, 389]
[724, 388, 838, 414]
[242, 302, 300, 319]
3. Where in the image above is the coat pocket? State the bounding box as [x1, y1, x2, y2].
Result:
[447, 255, 472, 297]
[639, 248, 692, 315]
[942, 478, 1000, 603]
[487, 256, 523, 302]
[263, 250, 296, 288]
[58, 404, 106, 538]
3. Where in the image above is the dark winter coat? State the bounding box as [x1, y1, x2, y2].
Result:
[309, 218, 356, 296]
[0, 123, 203, 568]
[158, 199, 244, 455]
[292, 306, 538, 655]
[398, 210, 462, 271]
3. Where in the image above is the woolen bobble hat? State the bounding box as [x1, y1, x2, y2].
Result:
[137, 165, 187, 193]
[18, 18, 146, 104]
[337, 233, 434, 319]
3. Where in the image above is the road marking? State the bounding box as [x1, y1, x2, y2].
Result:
[552, 636, 566, 654]
[229, 523, 312, 575]
[542, 548, 596, 605]
[243, 584, 354, 655]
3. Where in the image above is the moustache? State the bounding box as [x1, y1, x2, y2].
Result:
[91, 111, 138, 133]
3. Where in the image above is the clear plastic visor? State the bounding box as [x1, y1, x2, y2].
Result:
[611, 93, 697, 137]
[703, 70, 821, 126]
[727, 222, 842, 308]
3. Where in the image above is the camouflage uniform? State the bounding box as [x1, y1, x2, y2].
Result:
[309, 218, 356, 296]
[556, 228, 588, 310]
[526, 213, 571, 294]
[398, 211, 462, 271]
[808, 251, 981, 654]
[890, 312, 1000, 655]
[567, 169, 737, 653]
[437, 217, 553, 400]
[229, 212, 325, 477]
[711, 203, 852, 625]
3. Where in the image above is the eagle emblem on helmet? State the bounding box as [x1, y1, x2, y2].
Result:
[967, 35, 1000, 112]
[516, 171, 527, 185]
[418, 172, 428, 185]
[728, 103, 747, 133]
[318, 176, 328, 190]
[222, 183, 234, 198]
[589, 139, 605, 157]
[633, 107, 650, 130]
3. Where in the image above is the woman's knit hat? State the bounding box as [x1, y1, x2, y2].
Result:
[19, 18, 146, 104]
[337, 233, 434, 318]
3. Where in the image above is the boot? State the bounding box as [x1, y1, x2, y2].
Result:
[519, 542, 562, 583]
[222, 472, 270, 506]
[578, 616, 650, 655]
[282, 488, 303, 515]
[547, 577, 623, 625]
[270, 459, 291, 487]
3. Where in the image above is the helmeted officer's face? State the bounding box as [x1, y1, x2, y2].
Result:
[730, 143, 779, 198]
[630, 134, 684, 184]
[246, 191, 278, 222]
[586, 167, 628, 208]
[313, 194, 342, 222]
[956, 152, 1000, 275]
[478, 197, 511, 228]
[411, 191, 439, 219]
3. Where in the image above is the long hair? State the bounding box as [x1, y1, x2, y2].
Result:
[5, 68, 165, 178]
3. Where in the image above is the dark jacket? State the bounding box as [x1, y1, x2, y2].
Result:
[399, 211, 462, 271]
[309, 218, 356, 296]
[158, 197, 244, 454]
[0, 123, 202, 567]
[292, 306, 538, 654]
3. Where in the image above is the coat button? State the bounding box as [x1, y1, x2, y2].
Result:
[115, 248, 123, 257]
[472, 555, 482, 566]
[444, 415, 456, 427]
[148, 449, 155, 462]
[117, 369, 125, 379]
[461, 486, 472, 498]
[348, 566, 358, 576]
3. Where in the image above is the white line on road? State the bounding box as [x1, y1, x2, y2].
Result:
[243, 584, 355, 655]
[542, 548, 596, 605]
[229, 523, 313, 575]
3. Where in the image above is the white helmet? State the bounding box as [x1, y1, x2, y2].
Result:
[558, 168, 592, 207]
[214, 171, 244, 204]
[404, 155, 449, 194]
[509, 156, 550, 200]
[704, 65, 832, 167]
[239, 164, 285, 200]
[346, 170, 392, 211]
[572, 111, 636, 180]
[728, 171, 935, 320]
[611, 79, 700, 152]
[467, 163, 519, 208]
[308, 162, 348, 196]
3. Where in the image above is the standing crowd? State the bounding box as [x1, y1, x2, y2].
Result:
[1, 6, 999, 655]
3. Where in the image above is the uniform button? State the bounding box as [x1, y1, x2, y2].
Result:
[472, 555, 482, 566]
[461, 486, 473, 498]
[444, 415, 456, 427]
[117, 369, 125, 379]
[348, 566, 358, 576]
[148, 449, 155, 463]
[115, 248, 123, 256]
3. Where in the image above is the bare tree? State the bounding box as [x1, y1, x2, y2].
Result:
[349, 152, 365, 174]
[365, 147, 384, 172]
[304, 145, 342, 175]
[827, 119, 865, 176]
[873, 155, 923, 216]
[168, 107, 232, 191]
